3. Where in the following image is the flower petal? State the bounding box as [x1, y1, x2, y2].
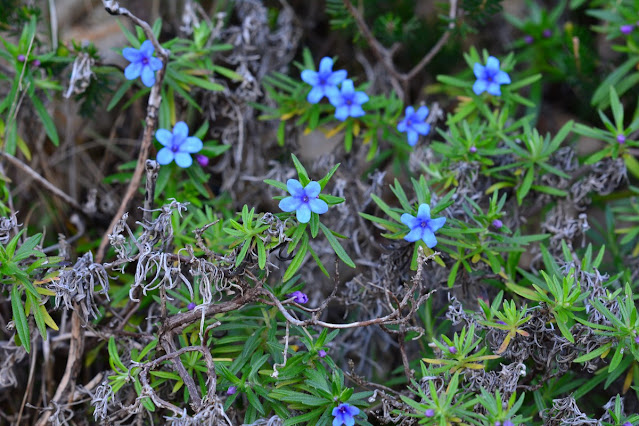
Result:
[486, 56, 500, 71]
[173, 121, 189, 139]
[141, 65, 155, 87]
[319, 57, 334, 74]
[349, 105, 365, 118]
[416, 106, 429, 121]
[304, 181, 321, 198]
[493, 70, 511, 85]
[347, 405, 360, 416]
[149, 57, 163, 71]
[156, 147, 174, 165]
[421, 229, 438, 248]
[340, 79, 354, 94]
[174, 152, 193, 168]
[428, 216, 447, 232]
[353, 91, 369, 105]
[417, 204, 431, 220]
[140, 40, 155, 57]
[473, 63, 485, 79]
[397, 120, 408, 133]
[327, 69, 347, 85]
[124, 62, 142, 80]
[307, 86, 324, 104]
[334, 106, 349, 121]
[296, 204, 311, 223]
[122, 47, 140, 62]
[155, 128, 173, 146]
[473, 79, 487, 95]
[279, 196, 302, 212]
[404, 106, 415, 116]
[487, 82, 502, 96]
[301, 69, 319, 86]
[181, 136, 203, 153]
[407, 130, 418, 146]
[286, 179, 304, 196]
[404, 227, 423, 242]
[309, 198, 328, 214]
[412, 123, 430, 135]
[400, 213, 419, 229]
[323, 85, 340, 100]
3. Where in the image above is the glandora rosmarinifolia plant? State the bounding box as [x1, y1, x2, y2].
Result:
[155, 121, 203, 168]
[473, 55, 511, 96]
[401, 203, 446, 248]
[122, 40, 163, 88]
[301, 56, 347, 103]
[328, 79, 369, 121]
[278, 179, 329, 223]
[332, 403, 360, 426]
[397, 105, 431, 146]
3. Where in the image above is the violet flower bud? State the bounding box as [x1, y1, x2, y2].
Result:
[492, 219, 503, 229]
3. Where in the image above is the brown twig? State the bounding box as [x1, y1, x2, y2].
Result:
[342, 0, 458, 100]
[96, 1, 170, 263]
[35, 308, 84, 426]
[0, 151, 82, 211]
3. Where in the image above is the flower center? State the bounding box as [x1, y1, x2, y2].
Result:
[142, 57, 149, 65]
[346, 99, 353, 106]
[302, 195, 309, 203]
[420, 220, 428, 228]
[339, 406, 347, 414]
[171, 142, 180, 153]
[406, 119, 412, 126]
[319, 77, 327, 86]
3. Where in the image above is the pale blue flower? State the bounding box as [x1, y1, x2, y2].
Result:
[397, 106, 430, 146]
[329, 79, 368, 121]
[301, 57, 347, 103]
[279, 179, 328, 223]
[122, 40, 163, 87]
[155, 121, 203, 168]
[473, 56, 511, 96]
[332, 403, 360, 426]
[401, 204, 446, 248]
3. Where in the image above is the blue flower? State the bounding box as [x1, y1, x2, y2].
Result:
[155, 121, 203, 168]
[332, 403, 360, 426]
[472, 56, 511, 96]
[401, 204, 446, 248]
[329, 79, 369, 121]
[122, 40, 163, 87]
[279, 179, 328, 223]
[301, 57, 347, 104]
[397, 106, 431, 146]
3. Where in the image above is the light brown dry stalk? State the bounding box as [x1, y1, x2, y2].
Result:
[35, 307, 84, 426]
[0, 151, 82, 210]
[96, 1, 170, 263]
[342, 0, 458, 100]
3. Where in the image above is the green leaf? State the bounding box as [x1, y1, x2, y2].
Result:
[319, 223, 355, 268]
[30, 94, 59, 146]
[11, 284, 30, 353]
[283, 234, 309, 282]
[291, 154, 310, 185]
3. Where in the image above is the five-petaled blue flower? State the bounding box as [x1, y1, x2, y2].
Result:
[472, 56, 511, 96]
[401, 204, 446, 248]
[279, 179, 328, 223]
[332, 403, 360, 426]
[301, 57, 347, 104]
[329, 79, 369, 121]
[398, 106, 431, 146]
[122, 40, 163, 87]
[155, 121, 203, 168]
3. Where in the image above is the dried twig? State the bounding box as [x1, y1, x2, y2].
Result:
[342, 0, 458, 99]
[96, 1, 170, 263]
